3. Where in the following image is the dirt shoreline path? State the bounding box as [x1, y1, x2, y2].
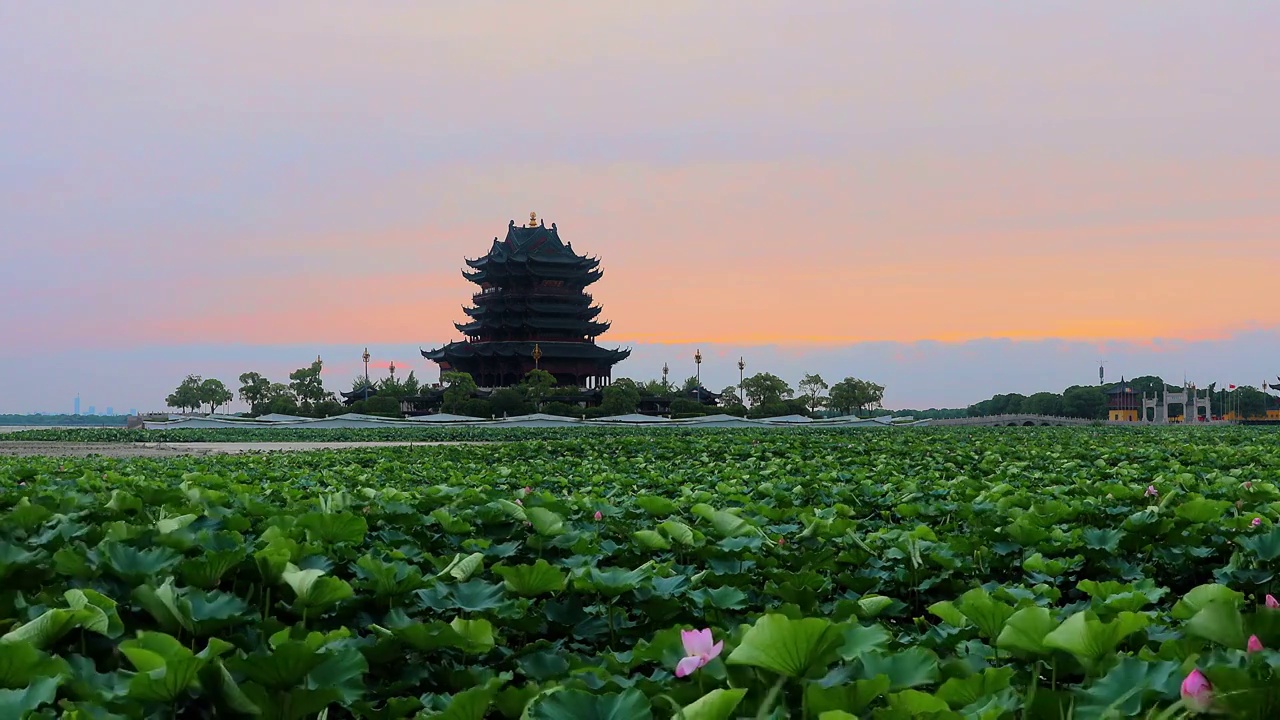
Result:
[0, 441, 485, 458]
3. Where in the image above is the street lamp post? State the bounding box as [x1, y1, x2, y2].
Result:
[532, 343, 542, 371]
[738, 356, 745, 406]
[694, 349, 702, 388]
[362, 348, 371, 401]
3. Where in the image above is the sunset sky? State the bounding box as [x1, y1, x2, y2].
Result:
[2, 2, 1277, 413]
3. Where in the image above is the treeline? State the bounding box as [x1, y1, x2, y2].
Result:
[164, 359, 892, 420]
[966, 375, 1279, 420]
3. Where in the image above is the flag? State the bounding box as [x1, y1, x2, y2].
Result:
[1228, 384, 1236, 390]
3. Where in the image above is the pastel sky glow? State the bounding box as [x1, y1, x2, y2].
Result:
[1, 2, 1277, 412]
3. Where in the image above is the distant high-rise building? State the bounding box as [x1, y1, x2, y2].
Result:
[128, 408, 137, 416]
[106, 407, 114, 416]
[88, 405, 95, 415]
[74, 395, 80, 415]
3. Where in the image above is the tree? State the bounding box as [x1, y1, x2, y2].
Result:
[400, 370, 421, 398]
[1022, 392, 1064, 416]
[1062, 385, 1107, 419]
[238, 372, 271, 413]
[441, 372, 478, 414]
[829, 377, 884, 417]
[719, 385, 743, 406]
[798, 373, 829, 412]
[600, 379, 641, 416]
[639, 380, 671, 398]
[260, 383, 300, 416]
[165, 375, 204, 413]
[198, 378, 234, 414]
[740, 373, 792, 406]
[681, 375, 701, 393]
[288, 359, 332, 411]
[489, 388, 531, 417]
[520, 370, 557, 411]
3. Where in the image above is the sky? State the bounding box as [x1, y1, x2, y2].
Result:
[1, 2, 1277, 413]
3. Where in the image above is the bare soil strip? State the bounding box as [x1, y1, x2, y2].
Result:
[0, 441, 483, 458]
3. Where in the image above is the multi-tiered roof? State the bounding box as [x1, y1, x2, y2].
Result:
[422, 214, 630, 388]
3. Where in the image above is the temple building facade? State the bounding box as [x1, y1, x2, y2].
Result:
[1105, 378, 1142, 422]
[422, 214, 630, 388]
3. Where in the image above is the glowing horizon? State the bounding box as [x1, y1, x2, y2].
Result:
[1, 2, 1277, 411]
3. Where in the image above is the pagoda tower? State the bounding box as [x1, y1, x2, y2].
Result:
[422, 213, 630, 388]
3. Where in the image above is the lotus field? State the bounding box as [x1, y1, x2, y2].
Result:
[2, 428, 1280, 719]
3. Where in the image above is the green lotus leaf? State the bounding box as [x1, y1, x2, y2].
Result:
[0, 640, 69, 688]
[522, 688, 652, 720]
[304, 645, 368, 704]
[353, 554, 427, 596]
[281, 564, 354, 612]
[954, 587, 1015, 640]
[439, 552, 486, 582]
[1171, 584, 1245, 620]
[1174, 498, 1232, 523]
[854, 594, 895, 619]
[0, 676, 61, 718]
[1041, 611, 1149, 672]
[935, 667, 1014, 708]
[64, 588, 124, 638]
[858, 647, 940, 690]
[1074, 657, 1181, 718]
[0, 542, 47, 583]
[416, 580, 508, 612]
[98, 542, 181, 583]
[228, 641, 327, 690]
[1185, 601, 1247, 649]
[838, 623, 891, 660]
[883, 689, 953, 716]
[675, 688, 746, 720]
[635, 496, 678, 516]
[296, 511, 369, 544]
[631, 530, 670, 550]
[805, 675, 890, 717]
[526, 507, 566, 536]
[155, 513, 198, 535]
[726, 614, 844, 678]
[419, 678, 505, 720]
[658, 520, 695, 546]
[493, 559, 567, 597]
[996, 606, 1058, 656]
[1236, 527, 1280, 561]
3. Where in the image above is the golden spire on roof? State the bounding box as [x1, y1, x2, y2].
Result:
[528, 211, 538, 227]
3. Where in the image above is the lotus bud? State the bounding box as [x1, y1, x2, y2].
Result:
[594, 511, 603, 521]
[1145, 485, 1158, 497]
[1180, 669, 1212, 712]
[1253, 517, 1263, 527]
[1266, 594, 1279, 609]
[1247, 635, 1264, 653]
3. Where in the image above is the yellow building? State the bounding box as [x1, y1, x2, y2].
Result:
[1106, 379, 1142, 422]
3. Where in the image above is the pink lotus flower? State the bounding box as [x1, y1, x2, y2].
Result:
[515, 499, 522, 506]
[1266, 594, 1279, 609]
[1145, 485, 1159, 497]
[523, 486, 532, 495]
[675, 629, 723, 678]
[1253, 517, 1263, 527]
[778, 537, 786, 546]
[1244, 481, 1253, 490]
[1180, 669, 1212, 712]
[593, 511, 603, 521]
[1247, 635, 1264, 653]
